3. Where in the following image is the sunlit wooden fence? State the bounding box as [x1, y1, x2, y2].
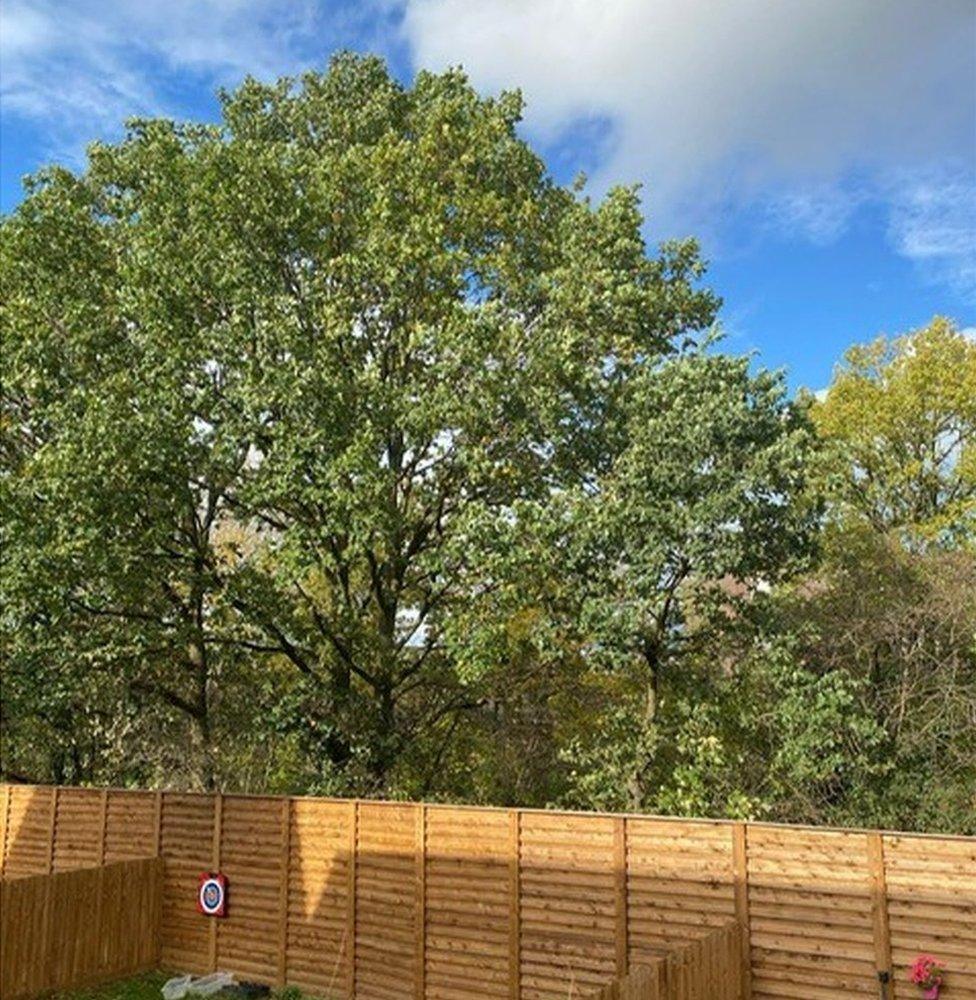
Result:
[0, 856, 162, 999]
[1, 785, 974, 999]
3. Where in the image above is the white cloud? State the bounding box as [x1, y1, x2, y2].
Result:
[402, 0, 975, 289]
[2, 0, 973, 299]
[886, 164, 976, 300]
[0, 0, 320, 156]
[764, 185, 865, 246]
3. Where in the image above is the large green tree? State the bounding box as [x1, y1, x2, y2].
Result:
[442, 347, 820, 809]
[1, 54, 718, 791]
[812, 316, 976, 545]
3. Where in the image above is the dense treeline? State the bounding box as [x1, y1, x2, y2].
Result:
[2, 56, 973, 833]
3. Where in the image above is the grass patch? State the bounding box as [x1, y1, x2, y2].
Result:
[50, 972, 170, 1000]
[51, 975, 318, 1000]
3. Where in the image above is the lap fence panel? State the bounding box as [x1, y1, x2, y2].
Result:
[104, 790, 157, 863]
[626, 818, 736, 968]
[3, 785, 56, 878]
[286, 798, 353, 997]
[424, 806, 513, 1000]
[215, 794, 282, 983]
[746, 826, 876, 999]
[518, 811, 617, 1000]
[884, 833, 976, 1000]
[159, 792, 216, 974]
[52, 787, 102, 872]
[355, 802, 419, 1000]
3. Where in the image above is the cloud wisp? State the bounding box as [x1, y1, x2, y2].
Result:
[0, 0, 347, 158]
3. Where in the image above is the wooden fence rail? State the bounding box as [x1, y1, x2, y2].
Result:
[1, 786, 974, 1000]
[584, 921, 745, 1000]
[0, 857, 162, 999]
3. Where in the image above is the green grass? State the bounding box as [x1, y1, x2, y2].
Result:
[50, 972, 170, 1000]
[52, 974, 315, 1000]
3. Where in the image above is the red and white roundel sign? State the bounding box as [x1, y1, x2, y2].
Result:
[197, 872, 227, 917]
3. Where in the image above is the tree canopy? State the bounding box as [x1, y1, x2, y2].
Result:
[2, 56, 973, 834]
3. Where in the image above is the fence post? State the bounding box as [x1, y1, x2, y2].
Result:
[0, 784, 10, 876]
[731, 822, 752, 999]
[867, 832, 892, 999]
[209, 792, 223, 972]
[153, 790, 163, 857]
[93, 790, 109, 972]
[415, 803, 426, 1000]
[47, 786, 59, 874]
[97, 789, 108, 865]
[348, 800, 358, 1000]
[614, 816, 628, 976]
[277, 796, 291, 986]
[509, 809, 521, 1000]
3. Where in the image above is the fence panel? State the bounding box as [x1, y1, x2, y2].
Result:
[2, 785, 55, 879]
[0, 857, 162, 999]
[105, 790, 157, 863]
[626, 818, 736, 967]
[745, 825, 877, 998]
[3, 785, 974, 1000]
[286, 797, 353, 996]
[158, 792, 215, 974]
[424, 805, 512, 1000]
[883, 834, 976, 1000]
[519, 811, 618, 999]
[354, 801, 420, 1000]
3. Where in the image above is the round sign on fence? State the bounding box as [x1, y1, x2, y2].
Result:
[197, 872, 227, 917]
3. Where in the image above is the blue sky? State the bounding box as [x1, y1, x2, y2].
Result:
[2, 0, 974, 390]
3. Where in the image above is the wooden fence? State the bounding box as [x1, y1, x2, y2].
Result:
[0, 856, 162, 999]
[584, 921, 744, 999]
[1, 785, 974, 1000]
